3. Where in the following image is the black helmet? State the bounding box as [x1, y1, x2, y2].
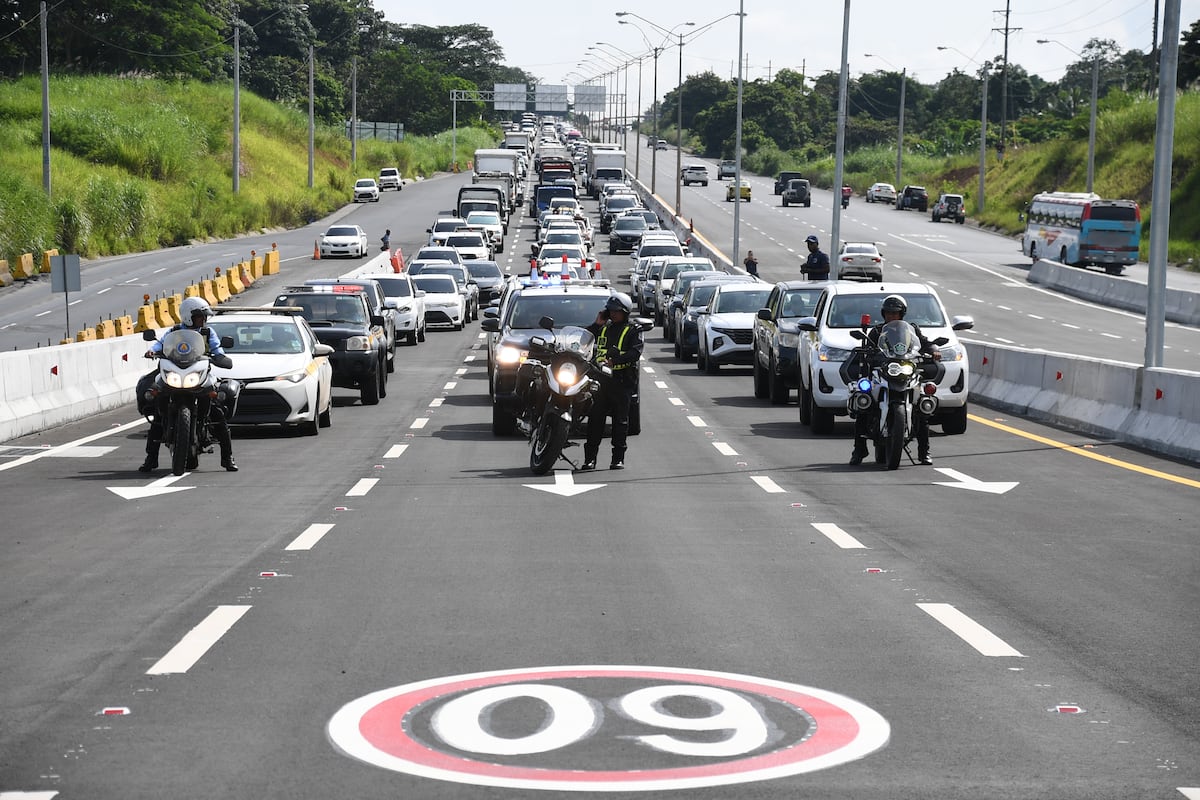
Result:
[605, 294, 632, 315]
[881, 294, 907, 318]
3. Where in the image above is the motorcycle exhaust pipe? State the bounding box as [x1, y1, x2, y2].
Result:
[849, 391, 875, 413]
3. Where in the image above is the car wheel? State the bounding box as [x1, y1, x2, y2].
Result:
[418, 322, 426, 342]
[752, 353, 769, 398]
[696, 343, 707, 371]
[360, 371, 381, 405]
[492, 403, 516, 436]
[768, 356, 788, 405]
[941, 404, 968, 435]
[782, 198, 789, 207]
[811, 403, 835, 435]
[805, 200, 811, 208]
[1060, 246, 1068, 264]
[673, 335, 682, 359]
[799, 383, 813, 425]
[318, 391, 332, 428]
[378, 359, 388, 398]
[301, 411, 319, 436]
[407, 329, 418, 345]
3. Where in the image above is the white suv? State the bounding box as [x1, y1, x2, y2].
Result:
[796, 282, 974, 435]
[378, 167, 402, 191]
[681, 165, 709, 186]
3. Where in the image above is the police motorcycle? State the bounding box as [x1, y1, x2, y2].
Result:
[515, 318, 603, 475]
[842, 318, 947, 470]
[140, 328, 240, 476]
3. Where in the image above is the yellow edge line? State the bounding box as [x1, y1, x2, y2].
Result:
[969, 414, 1200, 489]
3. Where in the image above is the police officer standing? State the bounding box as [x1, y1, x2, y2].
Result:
[801, 234, 830, 281]
[583, 294, 643, 471]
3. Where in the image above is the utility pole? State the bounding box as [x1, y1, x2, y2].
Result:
[992, 1, 1020, 159]
[40, 1, 50, 199]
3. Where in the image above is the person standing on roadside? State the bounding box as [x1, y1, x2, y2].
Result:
[801, 234, 830, 281]
[743, 250, 759, 278]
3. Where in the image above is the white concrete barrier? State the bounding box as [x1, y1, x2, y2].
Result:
[630, 179, 735, 272]
[965, 338, 1200, 463]
[1028, 259, 1200, 325]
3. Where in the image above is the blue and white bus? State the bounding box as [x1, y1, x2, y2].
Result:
[1021, 191, 1142, 275]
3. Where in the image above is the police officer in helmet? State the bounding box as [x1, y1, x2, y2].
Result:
[582, 294, 643, 471]
[850, 294, 939, 466]
[138, 296, 238, 473]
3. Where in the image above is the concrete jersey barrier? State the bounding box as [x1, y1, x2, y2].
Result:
[1029, 259, 1200, 326]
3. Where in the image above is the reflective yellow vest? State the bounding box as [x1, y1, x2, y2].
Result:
[596, 324, 634, 370]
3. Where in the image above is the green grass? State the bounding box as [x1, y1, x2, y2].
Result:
[0, 75, 498, 268]
[748, 92, 1200, 268]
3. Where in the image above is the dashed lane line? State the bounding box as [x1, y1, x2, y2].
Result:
[750, 475, 786, 493]
[286, 523, 335, 551]
[346, 478, 378, 496]
[383, 444, 408, 458]
[686, 415, 707, 427]
[410, 418, 429, 429]
[712, 442, 738, 456]
[146, 605, 252, 675]
[811, 522, 868, 549]
[917, 603, 1025, 657]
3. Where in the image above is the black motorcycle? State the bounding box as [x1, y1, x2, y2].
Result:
[842, 320, 946, 470]
[141, 329, 240, 476]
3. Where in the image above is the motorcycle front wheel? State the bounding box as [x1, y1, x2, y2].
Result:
[529, 414, 567, 475]
[172, 405, 193, 476]
[885, 403, 905, 470]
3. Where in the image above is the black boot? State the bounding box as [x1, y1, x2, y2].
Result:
[849, 438, 869, 465]
[138, 439, 159, 473]
[609, 448, 625, 470]
[220, 448, 239, 472]
[917, 446, 932, 466]
[580, 446, 598, 471]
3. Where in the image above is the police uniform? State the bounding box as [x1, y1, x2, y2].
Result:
[802, 247, 830, 281]
[584, 318, 643, 469]
[851, 320, 937, 465]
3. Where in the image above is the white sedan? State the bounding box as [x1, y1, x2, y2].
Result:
[353, 178, 380, 202]
[208, 310, 334, 435]
[319, 224, 369, 259]
[696, 283, 773, 374]
[865, 182, 896, 204]
[412, 273, 466, 331]
[837, 241, 885, 282]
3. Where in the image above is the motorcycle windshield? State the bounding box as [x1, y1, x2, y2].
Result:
[160, 329, 207, 367]
[555, 326, 596, 360]
[877, 320, 921, 359]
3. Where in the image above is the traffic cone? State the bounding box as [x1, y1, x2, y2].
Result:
[313, 239, 320, 260]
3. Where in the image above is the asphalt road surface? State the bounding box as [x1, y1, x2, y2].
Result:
[1, 152, 1198, 800]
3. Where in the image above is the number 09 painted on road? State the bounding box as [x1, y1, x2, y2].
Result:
[328, 665, 890, 791]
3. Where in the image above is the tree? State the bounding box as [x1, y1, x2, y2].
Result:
[1181, 17, 1200, 88]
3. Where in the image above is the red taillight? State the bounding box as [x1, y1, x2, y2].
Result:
[923, 383, 937, 395]
[872, 257, 881, 263]
[1082, 203, 1092, 222]
[1134, 203, 1142, 222]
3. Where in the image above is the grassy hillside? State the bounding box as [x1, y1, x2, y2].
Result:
[0, 76, 497, 266]
[742, 91, 1200, 268]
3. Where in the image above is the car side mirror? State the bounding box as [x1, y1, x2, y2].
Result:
[480, 318, 500, 332]
[931, 336, 950, 346]
[951, 315, 975, 331]
[371, 315, 385, 326]
[220, 335, 235, 349]
[384, 298, 400, 309]
[756, 308, 772, 321]
[142, 329, 157, 341]
[797, 316, 818, 332]
[415, 290, 426, 297]
[631, 316, 654, 331]
[850, 330, 866, 341]
[313, 343, 334, 357]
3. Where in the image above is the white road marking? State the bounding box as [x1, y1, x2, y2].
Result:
[997, 305, 1012, 311]
[411, 418, 429, 429]
[0, 792, 59, 799]
[1177, 788, 1200, 799]
[68, 299, 82, 306]
[153, 267, 167, 274]
[1061, 323, 1080, 329]
[669, 397, 685, 406]
[947, 289, 961, 296]
[477, 332, 486, 339]
[97, 287, 112, 295]
[42, 445, 118, 458]
[713, 442, 738, 456]
[970, 297, 983, 303]
[346, 478, 378, 496]
[464, 355, 476, 362]
[643, 366, 656, 374]
[995, 337, 1015, 344]
[0, 419, 145, 473]
[443, 381, 457, 390]
[146, 605, 252, 675]
[429, 398, 444, 407]
[455, 368, 468, 376]
[1100, 332, 1122, 339]
[686, 416, 707, 427]
[1027, 314, 1044, 320]
[750, 475, 786, 493]
[286, 523, 335, 551]
[384, 444, 408, 458]
[654, 380, 669, 389]
[811, 522, 867, 549]
[34, 310, 53, 317]
[917, 603, 1025, 657]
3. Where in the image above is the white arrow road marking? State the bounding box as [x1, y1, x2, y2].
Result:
[107, 473, 194, 500]
[917, 603, 1025, 657]
[524, 469, 606, 497]
[933, 468, 1019, 494]
[146, 605, 252, 675]
[1177, 788, 1200, 799]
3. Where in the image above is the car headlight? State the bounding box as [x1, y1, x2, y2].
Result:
[165, 372, 183, 388]
[345, 335, 371, 351]
[779, 331, 799, 347]
[817, 344, 853, 362]
[497, 345, 524, 365]
[275, 369, 308, 383]
[555, 363, 579, 386]
[939, 344, 965, 362]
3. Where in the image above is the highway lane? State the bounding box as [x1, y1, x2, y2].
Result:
[1, 184, 1197, 798]
[634, 135, 1200, 372]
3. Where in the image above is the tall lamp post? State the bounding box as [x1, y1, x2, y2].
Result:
[596, 42, 647, 157]
[1038, 38, 1099, 194]
[732, 0, 745, 264]
[938, 45, 989, 213]
[863, 53, 906, 189]
[617, 16, 669, 195]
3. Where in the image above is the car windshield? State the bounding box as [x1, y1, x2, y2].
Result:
[781, 289, 822, 317]
[714, 289, 771, 313]
[467, 212, 500, 225]
[210, 321, 305, 354]
[507, 295, 609, 329]
[539, 247, 584, 261]
[688, 285, 722, 307]
[615, 217, 646, 231]
[467, 262, 503, 279]
[371, 277, 413, 298]
[639, 244, 683, 258]
[545, 232, 581, 243]
[433, 220, 464, 232]
[843, 245, 875, 255]
[417, 249, 460, 263]
[326, 227, 358, 237]
[412, 275, 458, 294]
[607, 198, 637, 211]
[662, 262, 712, 280]
[826, 293, 947, 328]
[355, 180, 374, 188]
[421, 266, 466, 286]
[446, 235, 485, 248]
[277, 295, 367, 325]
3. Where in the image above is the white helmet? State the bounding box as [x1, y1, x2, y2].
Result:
[180, 296, 213, 323]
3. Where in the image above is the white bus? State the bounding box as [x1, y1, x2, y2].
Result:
[1020, 191, 1142, 275]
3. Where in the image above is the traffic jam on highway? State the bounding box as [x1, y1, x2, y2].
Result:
[3, 113, 1199, 800]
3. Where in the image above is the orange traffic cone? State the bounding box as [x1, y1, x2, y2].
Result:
[313, 239, 320, 260]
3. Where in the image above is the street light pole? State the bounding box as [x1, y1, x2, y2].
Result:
[1037, 38, 1099, 194]
[308, 44, 314, 189]
[676, 30, 683, 215]
[233, 19, 240, 194]
[732, 0, 745, 265]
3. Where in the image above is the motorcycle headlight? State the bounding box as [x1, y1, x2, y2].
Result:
[165, 372, 183, 388]
[555, 363, 579, 386]
[182, 372, 203, 389]
[345, 335, 371, 351]
[886, 361, 915, 377]
[497, 345, 524, 365]
[818, 345, 853, 362]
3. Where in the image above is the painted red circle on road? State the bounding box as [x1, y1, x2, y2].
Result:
[328, 665, 890, 791]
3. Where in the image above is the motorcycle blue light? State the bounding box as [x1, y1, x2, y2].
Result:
[856, 378, 872, 392]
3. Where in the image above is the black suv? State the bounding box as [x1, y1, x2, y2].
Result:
[896, 185, 929, 212]
[304, 278, 398, 372]
[752, 281, 826, 405]
[273, 285, 389, 405]
[781, 178, 811, 208]
[774, 171, 805, 194]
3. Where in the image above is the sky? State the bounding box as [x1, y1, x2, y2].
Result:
[376, 0, 1199, 107]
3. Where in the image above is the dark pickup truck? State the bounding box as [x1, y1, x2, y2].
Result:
[774, 171, 805, 195]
